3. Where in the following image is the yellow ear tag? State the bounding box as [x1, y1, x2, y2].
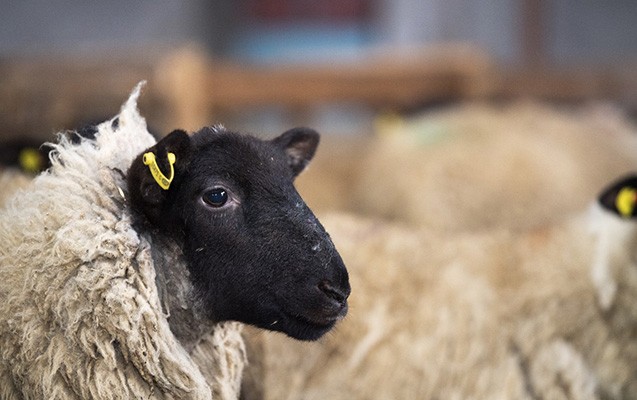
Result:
[19, 148, 44, 174]
[615, 187, 636, 218]
[143, 151, 176, 190]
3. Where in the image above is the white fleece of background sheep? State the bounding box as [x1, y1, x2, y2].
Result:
[0, 83, 245, 399]
[247, 209, 637, 399]
[589, 203, 637, 310]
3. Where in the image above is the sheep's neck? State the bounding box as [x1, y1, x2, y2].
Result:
[149, 232, 215, 352]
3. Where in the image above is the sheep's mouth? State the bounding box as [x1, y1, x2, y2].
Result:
[290, 304, 347, 326]
[268, 284, 349, 341]
[279, 311, 338, 341]
[276, 303, 347, 341]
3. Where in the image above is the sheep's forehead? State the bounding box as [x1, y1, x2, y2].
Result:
[189, 130, 291, 185]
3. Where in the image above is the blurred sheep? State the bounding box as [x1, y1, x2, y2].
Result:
[243, 177, 637, 399]
[342, 102, 637, 231]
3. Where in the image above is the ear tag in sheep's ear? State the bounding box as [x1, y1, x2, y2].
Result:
[615, 187, 637, 218]
[598, 175, 637, 219]
[143, 151, 176, 190]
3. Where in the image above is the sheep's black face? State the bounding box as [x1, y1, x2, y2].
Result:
[128, 127, 350, 341]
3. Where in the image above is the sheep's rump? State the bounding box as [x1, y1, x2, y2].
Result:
[0, 84, 245, 399]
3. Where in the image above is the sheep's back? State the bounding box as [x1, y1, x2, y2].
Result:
[248, 211, 637, 399]
[353, 102, 637, 232]
[250, 214, 525, 399]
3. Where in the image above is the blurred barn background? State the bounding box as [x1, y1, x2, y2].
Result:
[2, 0, 637, 220]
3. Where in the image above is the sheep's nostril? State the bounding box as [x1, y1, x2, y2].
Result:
[318, 280, 350, 304]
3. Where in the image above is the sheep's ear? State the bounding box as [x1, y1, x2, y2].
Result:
[598, 175, 637, 219]
[272, 127, 320, 177]
[128, 129, 191, 226]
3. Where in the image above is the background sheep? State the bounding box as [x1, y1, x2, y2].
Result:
[243, 177, 637, 400]
[0, 138, 50, 206]
[0, 84, 349, 399]
[296, 102, 637, 232]
[0, 168, 32, 206]
[0, 125, 102, 206]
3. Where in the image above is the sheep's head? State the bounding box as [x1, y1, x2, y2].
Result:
[128, 126, 350, 341]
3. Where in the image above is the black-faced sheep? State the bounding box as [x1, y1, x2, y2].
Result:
[0, 84, 349, 399]
[243, 176, 637, 400]
[0, 139, 51, 206]
[0, 138, 51, 174]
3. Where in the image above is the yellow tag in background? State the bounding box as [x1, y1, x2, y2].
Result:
[18, 148, 44, 174]
[615, 187, 636, 218]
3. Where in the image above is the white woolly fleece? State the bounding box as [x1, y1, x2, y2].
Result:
[247, 210, 637, 399]
[0, 83, 245, 399]
[589, 202, 637, 310]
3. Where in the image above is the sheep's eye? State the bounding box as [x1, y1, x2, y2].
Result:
[203, 188, 228, 207]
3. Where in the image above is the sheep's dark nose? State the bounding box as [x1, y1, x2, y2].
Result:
[318, 251, 350, 306]
[319, 280, 350, 304]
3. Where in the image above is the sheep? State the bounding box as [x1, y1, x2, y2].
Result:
[0, 168, 32, 206]
[243, 175, 637, 400]
[0, 138, 52, 174]
[349, 102, 637, 232]
[0, 83, 350, 399]
[0, 123, 118, 206]
[0, 138, 51, 205]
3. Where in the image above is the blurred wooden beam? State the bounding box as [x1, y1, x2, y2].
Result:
[1, 45, 636, 139]
[493, 67, 621, 101]
[202, 46, 492, 110]
[151, 45, 492, 130]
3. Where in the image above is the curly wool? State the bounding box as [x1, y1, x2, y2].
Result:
[0, 84, 245, 399]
